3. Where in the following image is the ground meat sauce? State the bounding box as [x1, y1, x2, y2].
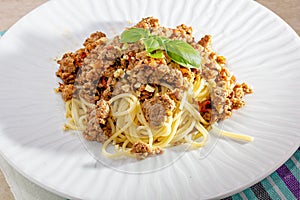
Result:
[129, 64, 185, 92]
[56, 17, 253, 158]
[131, 141, 163, 160]
[142, 94, 176, 128]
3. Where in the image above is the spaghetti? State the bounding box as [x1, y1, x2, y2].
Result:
[56, 17, 253, 159]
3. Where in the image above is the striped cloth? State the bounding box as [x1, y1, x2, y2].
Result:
[0, 31, 299, 200]
[223, 148, 300, 200]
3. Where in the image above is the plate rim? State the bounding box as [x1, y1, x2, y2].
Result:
[0, 0, 299, 199]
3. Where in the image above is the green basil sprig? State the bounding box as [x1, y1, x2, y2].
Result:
[120, 28, 201, 68]
[120, 28, 150, 43]
[143, 37, 161, 53]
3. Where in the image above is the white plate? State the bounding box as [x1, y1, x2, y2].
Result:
[0, 0, 299, 199]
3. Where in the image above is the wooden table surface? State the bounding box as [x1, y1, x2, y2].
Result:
[0, 0, 299, 199]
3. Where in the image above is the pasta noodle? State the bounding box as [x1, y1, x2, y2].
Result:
[64, 77, 250, 159]
[56, 17, 253, 159]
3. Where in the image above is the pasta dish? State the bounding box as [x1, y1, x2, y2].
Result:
[55, 17, 253, 159]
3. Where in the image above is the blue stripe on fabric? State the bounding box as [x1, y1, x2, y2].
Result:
[260, 178, 282, 200]
[0, 30, 6, 36]
[243, 188, 258, 200]
[231, 193, 243, 200]
[270, 172, 295, 200]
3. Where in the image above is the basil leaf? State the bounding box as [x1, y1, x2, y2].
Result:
[148, 50, 164, 59]
[159, 36, 171, 44]
[164, 40, 201, 68]
[143, 37, 161, 53]
[121, 28, 150, 43]
[120, 27, 201, 69]
[151, 35, 171, 48]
